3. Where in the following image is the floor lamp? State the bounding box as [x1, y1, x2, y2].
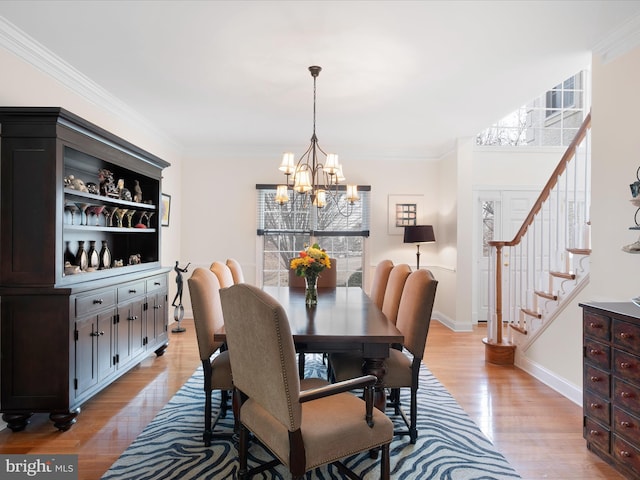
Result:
[403, 225, 435, 270]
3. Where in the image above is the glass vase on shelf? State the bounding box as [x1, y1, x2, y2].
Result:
[305, 274, 318, 307]
[76, 241, 88, 271]
[99, 240, 111, 270]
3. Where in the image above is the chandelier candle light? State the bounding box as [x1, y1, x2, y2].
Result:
[290, 243, 331, 306]
[277, 66, 359, 208]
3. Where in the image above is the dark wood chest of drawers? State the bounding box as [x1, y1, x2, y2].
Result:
[580, 302, 640, 478]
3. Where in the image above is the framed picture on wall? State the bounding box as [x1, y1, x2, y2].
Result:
[387, 194, 424, 235]
[161, 193, 171, 227]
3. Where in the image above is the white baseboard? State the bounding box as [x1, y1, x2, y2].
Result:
[432, 311, 473, 332]
[515, 353, 582, 406]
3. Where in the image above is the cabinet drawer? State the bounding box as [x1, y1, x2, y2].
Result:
[585, 417, 610, 453]
[584, 311, 611, 342]
[584, 364, 610, 398]
[613, 407, 640, 446]
[614, 349, 640, 385]
[585, 390, 611, 426]
[146, 275, 167, 293]
[613, 318, 640, 353]
[613, 378, 640, 412]
[75, 288, 116, 317]
[612, 434, 640, 474]
[118, 281, 146, 302]
[584, 338, 610, 370]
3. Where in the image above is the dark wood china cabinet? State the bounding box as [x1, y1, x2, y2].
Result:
[0, 107, 170, 431]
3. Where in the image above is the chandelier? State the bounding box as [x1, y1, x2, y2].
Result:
[276, 66, 359, 209]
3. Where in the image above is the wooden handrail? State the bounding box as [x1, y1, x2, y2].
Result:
[489, 112, 591, 249]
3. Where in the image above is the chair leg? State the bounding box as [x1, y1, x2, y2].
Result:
[203, 389, 212, 446]
[238, 424, 249, 480]
[220, 389, 229, 418]
[298, 352, 305, 379]
[380, 443, 390, 480]
[409, 386, 418, 444]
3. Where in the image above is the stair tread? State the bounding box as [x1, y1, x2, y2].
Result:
[549, 270, 576, 280]
[521, 307, 542, 319]
[534, 290, 558, 301]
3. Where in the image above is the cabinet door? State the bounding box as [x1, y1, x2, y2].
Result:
[96, 311, 115, 381]
[147, 290, 168, 348]
[116, 298, 145, 367]
[75, 316, 98, 396]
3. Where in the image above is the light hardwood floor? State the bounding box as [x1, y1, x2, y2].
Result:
[0, 319, 625, 480]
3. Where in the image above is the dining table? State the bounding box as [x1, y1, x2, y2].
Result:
[224, 285, 404, 411]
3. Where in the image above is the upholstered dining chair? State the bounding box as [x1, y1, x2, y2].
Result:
[381, 263, 411, 325]
[330, 269, 438, 444]
[220, 283, 393, 480]
[210, 260, 234, 288]
[226, 258, 245, 284]
[187, 267, 234, 446]
[369, 259, 394, 309]
[288, 258, 337, 288]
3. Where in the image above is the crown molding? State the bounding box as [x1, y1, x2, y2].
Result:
[593, 13, 640, 64]
[0, 15, 179, 150]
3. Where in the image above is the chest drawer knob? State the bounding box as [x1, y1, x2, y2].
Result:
[590, 376, 601, 382]
[589, 348, 603, 355]
[619, 450, 632, 458]
[93, 299, 104, 305]
[620, 421, 632, 428]
[590, 402, 602, 409]
[588, 429, 600, 436]
[620, 362, 632, 369]
[589, 322, 603, 329]
[619, 332, 633, 339]
[620, 391, 634, 399]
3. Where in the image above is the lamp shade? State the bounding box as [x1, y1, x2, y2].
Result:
[404, 225, 435, 244]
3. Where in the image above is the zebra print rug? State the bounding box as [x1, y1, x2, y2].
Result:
[102, 355, 520, 479]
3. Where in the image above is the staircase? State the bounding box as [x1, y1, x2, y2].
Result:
[484, 113, 592, 364]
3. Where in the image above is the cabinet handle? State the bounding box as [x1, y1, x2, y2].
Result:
[620, 362, 632, 369]
[589, 322, 603, 329]
[129, 289, 137, 294]
[590, 376, 601, 382]
[154, 281, 161, 286]
[93, 299, 104, 304]
[590, 403, 601, 409]
[619, 332, 633, 339]
[90, 330, 105, 337]
[589, 348, 602, 355]
[620, 421, 631, 428]
[589, 429, 600, 436]
[620, 391, 633, 399]
[619, 450, 631, 458]
[128, 315, 138, 321]
[154, 304, 162, 309]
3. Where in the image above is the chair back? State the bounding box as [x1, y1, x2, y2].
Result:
[188, 268, 225, 361]
[369, 259, 394, 309]
[288, 258, 337, 288]
[226, 258, 245, 284]
[381, 264, 411, 325]
[210, 261, 235, 288]
[220, 283, 302, 431]
[396, 269, 438, 360]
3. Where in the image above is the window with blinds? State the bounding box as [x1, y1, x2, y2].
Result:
[256, 184, 370, 287]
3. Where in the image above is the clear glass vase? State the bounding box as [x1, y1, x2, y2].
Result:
[305, 275, 318, 307]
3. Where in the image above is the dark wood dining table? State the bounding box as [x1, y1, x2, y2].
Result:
[256, 286, 404, 411]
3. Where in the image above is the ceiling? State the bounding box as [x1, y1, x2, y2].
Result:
[1, 1, 640, 162]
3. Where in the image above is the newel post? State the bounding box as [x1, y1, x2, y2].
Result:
[483, 242, 515, 365]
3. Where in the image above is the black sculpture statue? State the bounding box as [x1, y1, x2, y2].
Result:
[172, 261, 190, 333]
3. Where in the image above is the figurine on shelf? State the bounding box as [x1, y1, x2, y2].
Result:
[64, 175, 88, 192]
[98, 168, 119, 198]
[133, 180, 143, 203]
[117, 179, 133, 201]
